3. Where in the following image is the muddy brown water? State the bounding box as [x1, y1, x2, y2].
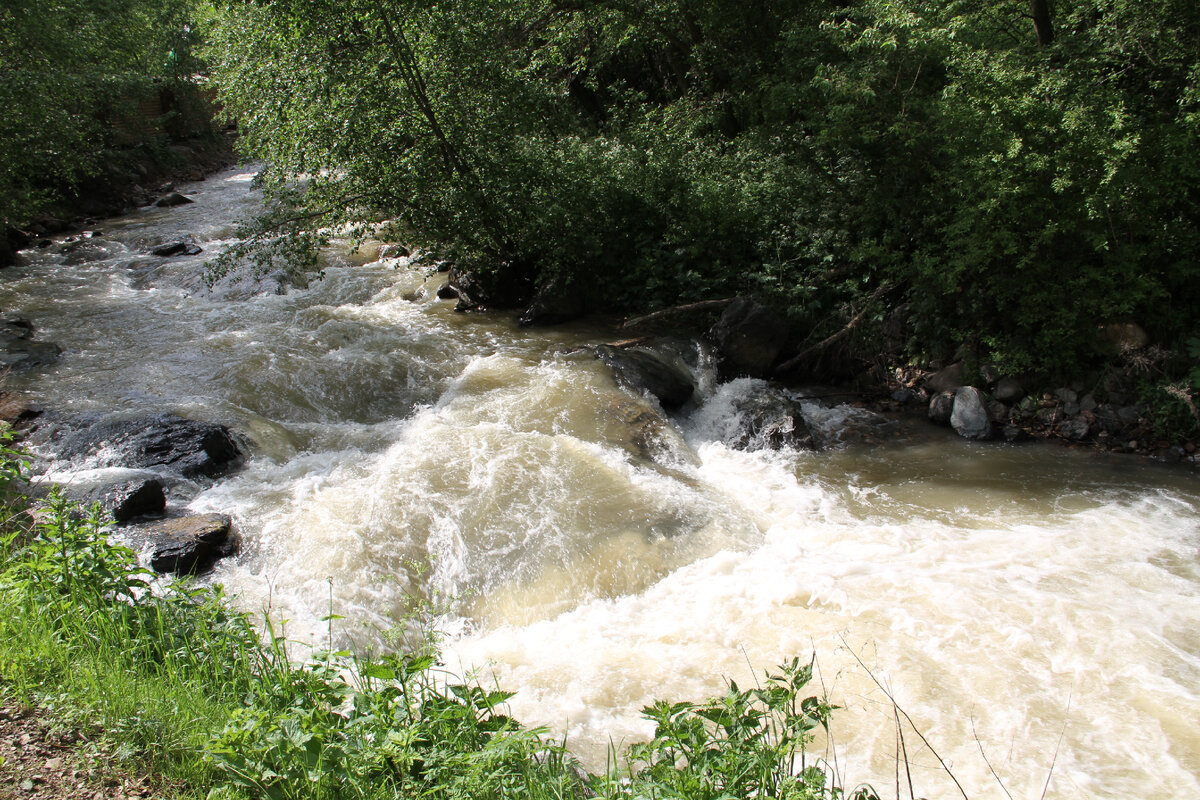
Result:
[2, 166, 1198, 799]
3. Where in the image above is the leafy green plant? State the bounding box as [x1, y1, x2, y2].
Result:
[0, 433, 863, 800]
[600, 657, 875, 800]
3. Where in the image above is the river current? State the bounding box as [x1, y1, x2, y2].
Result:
[3, 166, 1198, 799]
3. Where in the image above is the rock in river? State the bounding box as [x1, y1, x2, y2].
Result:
[950, 386, 992, 440]
[707, 297, 789, 379]
[27, 412, 242, 479]
[154, 192, 194, 208]
[91, 478, 166, 523]
[144, 513, 237, 575]
[595, 345, 695, 409]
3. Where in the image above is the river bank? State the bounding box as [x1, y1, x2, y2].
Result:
[0, 132, 237, 270]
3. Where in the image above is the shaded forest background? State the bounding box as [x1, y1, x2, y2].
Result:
[3, 0, 1199, 431]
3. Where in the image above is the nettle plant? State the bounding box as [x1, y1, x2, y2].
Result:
[611, 657, 877, 800]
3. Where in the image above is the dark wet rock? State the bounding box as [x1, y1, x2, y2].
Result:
[1014, 395, 1040, 418]
[993, 377, 1025, 403]
[1055, 388, 1078, 404]
[925, 362, 966, 394]
[987, 400, 1010, 423]
[0, 316, 61, 371]
[378, 243, 410, 259]
[436, 282, 460, 300]
[150, 240, 202, 257]
[89, 479, 166, 523]
[1001, 424, 1031, 443]
[1117, 406, 1142, 425]
[1080, 394, 1098, 413]
[606, 398, 670, 460]
[950, 386, 992, 440]
[448, 269, 488, 312]
[707, 297, 789, 379]
[144, 513, 237, 575]
[0, 340, 61, 370]
[519, 278, 586, 327]
[154, 192, 194, 208]
[891, 388, 913, 404]
[928, 391, 955, 426]
[1059, 416, 1092, 441]
[1036, 407, 1064, 427]
[1093, 405, 1119, 433]
[595, 345, 695, 409]
[58, 237, 112, 265]
[725, 389, 814, 451]
[27, 413, 242, 479]
[0, 392, 42, 427]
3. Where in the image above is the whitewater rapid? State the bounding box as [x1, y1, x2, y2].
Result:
[3, 165, 1197, 799]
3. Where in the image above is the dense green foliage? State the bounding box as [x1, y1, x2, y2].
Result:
[0, 433, 861, 800]
[0, 0, 209, 247]
[205, 0, 1198, 382]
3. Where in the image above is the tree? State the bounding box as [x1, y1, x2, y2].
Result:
[0, 0, 208, 256]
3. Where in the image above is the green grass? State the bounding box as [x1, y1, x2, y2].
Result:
[0, 430, 872, 799]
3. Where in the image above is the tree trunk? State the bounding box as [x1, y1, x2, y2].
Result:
[1030, 0, 1054, 47]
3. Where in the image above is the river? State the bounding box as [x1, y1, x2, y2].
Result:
[3, 165, 1198, 799]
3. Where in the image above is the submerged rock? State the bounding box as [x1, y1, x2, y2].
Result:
[27, 412, 242, 479]
[606, 398, 671, 461]
[0, 316, 60, 371]
[144, 513, 237, 575]
[595, 345, 695, 409]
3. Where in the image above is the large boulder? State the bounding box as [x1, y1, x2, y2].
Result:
[707, 297, 789, 379]
[144, 513, 237, 575]
[950, 386, 992, 440]
[925, 362, 966, 394]
[28, 412, 242, 479]
[518, 278, 586, 326]
[928, 391, 955, 426]
[993, 377, 1025, 403]
[595, 345, 695, 409]
[447, 268, 488, 312]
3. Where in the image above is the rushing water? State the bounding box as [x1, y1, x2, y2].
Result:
[3, 166, 1199, 799]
